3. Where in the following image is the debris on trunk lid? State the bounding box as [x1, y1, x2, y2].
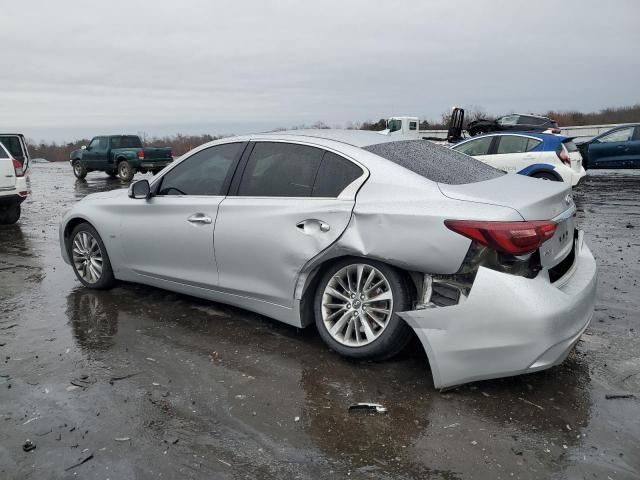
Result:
[22, 439, 36, 452]
[605, 393, 635, 400]
[348, 403, 388, 414]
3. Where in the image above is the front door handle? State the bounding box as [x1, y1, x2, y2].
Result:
[187, 213, 212, 224]
[296, 219, 330, 234]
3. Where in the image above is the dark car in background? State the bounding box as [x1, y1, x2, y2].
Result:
[467, 114, 560, 137]
[70, 135, 173, 181]
[577, 124, 640, 169]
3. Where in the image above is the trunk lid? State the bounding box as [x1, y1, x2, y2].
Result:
[438, 174, 572, 221]
[439, 174, 575, 268]
[562, 139, 583, 173]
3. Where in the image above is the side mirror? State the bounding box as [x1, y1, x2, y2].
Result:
[81, 145, 87, 150]
[128, 179, 151, 199]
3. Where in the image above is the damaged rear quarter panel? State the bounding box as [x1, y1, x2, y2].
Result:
[329, 168, 523, 275]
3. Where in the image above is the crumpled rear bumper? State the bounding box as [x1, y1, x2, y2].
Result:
[399, 232, 597, 389]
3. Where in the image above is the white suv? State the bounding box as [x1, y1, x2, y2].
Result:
[0, 138, 29, 225]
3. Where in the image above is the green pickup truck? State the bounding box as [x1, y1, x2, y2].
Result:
[70, 135, 173, 181]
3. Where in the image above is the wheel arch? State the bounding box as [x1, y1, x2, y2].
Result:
[63, 216, 95, 251]
[517, 163, 562, 181]
[296, 254, 419, 328]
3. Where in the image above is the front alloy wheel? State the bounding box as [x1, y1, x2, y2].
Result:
[69, 223, 115, 289]
[314, 258, 413, 360]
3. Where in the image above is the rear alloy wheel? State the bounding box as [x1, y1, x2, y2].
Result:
[0, 205, 21, 225]
[69, 223, 115, 289]
[532, 172, 560, 181]
[118, 160, 135, 181]
[73, 160, 87, 179]
[314, 258, 413, 360]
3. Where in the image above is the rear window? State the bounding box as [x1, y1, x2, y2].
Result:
[0, 144, 8, 159]
[111, 136, 143, 148]
[363, 140, 505, 185]
[0, 136, 24, 158]
[563, 140, 578, 152]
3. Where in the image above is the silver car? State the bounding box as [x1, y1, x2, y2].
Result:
[59, 130, 597, 389]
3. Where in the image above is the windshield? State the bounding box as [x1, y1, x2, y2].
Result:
[111, 136, 143, 149]
[364, 140, 505, 185]
[387, 119, 402, 133]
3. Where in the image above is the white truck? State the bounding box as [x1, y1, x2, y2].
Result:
[377, 110, 465, 143]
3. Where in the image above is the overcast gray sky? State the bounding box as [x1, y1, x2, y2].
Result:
[1, 0, 638, 142]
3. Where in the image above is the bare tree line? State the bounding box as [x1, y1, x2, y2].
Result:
[27, 104, 640, 162]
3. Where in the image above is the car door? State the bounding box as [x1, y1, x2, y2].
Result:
[83, 137, 108, 169]
[587, 127, 635, 168]
[491, 135, 542, 173]
[120, 142, 246, 286]
[214, 141, 364, 308]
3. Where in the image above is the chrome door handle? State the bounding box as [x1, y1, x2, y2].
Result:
[187, 213, 212, 224]
[296, 219, 330, 234]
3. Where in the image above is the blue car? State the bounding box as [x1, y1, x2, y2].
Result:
[577, 124, 640, 169]
[451, 132, 586, 186]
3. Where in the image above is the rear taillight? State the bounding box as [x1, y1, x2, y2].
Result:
[556, 145, 570, 165]
[445, 219, 557, 255]
[137, 150, 145, 159]
[12, 159, 24, 177]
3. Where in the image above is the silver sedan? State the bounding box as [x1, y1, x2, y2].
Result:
[59, 130, 597, 389]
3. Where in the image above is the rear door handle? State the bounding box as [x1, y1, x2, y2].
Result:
[187, 213, 212, 224]
[296, 219, 330, 234]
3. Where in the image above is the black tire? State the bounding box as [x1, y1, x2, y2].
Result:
[531, 171, 561, 181]
[73, 160, 87, 179]
[68, 222, 116, 289]
[117, 160, 135, 181]
[314, 257, 414, 361]
[106, 170, 118, 178]
[0, 205, 20, 225]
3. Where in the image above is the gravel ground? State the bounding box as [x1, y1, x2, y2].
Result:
[0, 163, 638, 479]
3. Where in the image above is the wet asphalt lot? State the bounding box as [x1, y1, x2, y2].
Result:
[0, 162, 639, 480]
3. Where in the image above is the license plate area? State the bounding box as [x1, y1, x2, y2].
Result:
[539, 215, 574, 269]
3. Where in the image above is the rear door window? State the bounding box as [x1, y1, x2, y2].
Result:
[0, 144, 9, 158]
[497, 115, 519, 126]
[453, 136, 494, 156]
[312, 151, 363, 197]
[238, 142, 324, 197]
[496, 135, 541, 154]
[157, 143, 244, 196]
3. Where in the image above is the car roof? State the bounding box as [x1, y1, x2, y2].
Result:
[246, 129, 400, 148]
[499, 113, 552, 120]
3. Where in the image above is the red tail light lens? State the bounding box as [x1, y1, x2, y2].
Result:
[137, 150, 145, 159]
[556, 146, 570, 165]
[445, 219, 557, 255]
[12, 159, 24, 177]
